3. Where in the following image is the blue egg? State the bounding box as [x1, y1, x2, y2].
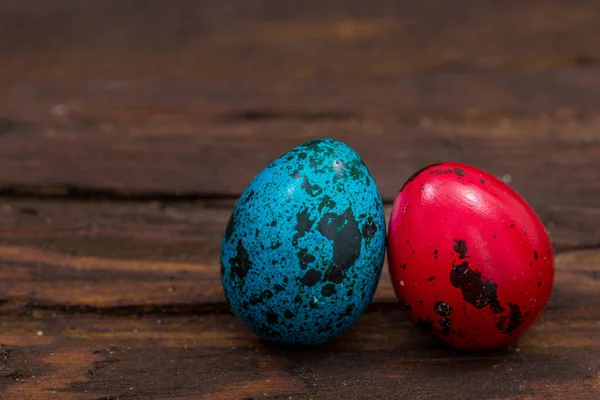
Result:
[220, 138, 386, 344]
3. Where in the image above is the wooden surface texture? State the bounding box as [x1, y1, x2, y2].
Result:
[1, 1, 600, 399]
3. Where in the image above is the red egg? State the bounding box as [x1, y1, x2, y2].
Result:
[388, 162, 554, 350]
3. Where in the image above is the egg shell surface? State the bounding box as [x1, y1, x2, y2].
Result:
[387, 162, 554, 350]
[220, 138, 386, 345]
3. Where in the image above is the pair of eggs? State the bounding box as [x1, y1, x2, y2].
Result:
[220, 139, 554, 350]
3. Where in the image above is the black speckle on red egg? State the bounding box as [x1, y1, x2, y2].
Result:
[453, 239, 469, 259]
[438, 318, 452, 335]
[450, 261, 503, 313]
[434, 301, 453, 317]
[495, 303, 524, 334]
[453, 167, 466, 177]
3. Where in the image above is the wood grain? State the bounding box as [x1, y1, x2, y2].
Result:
[2, 0, 600, 84]
[0, 200, 597, 398]
[0, 199, 596, 314]
[1, 1, 600, 398]
[16, 198, 600, 399]
[1, 259, 600, 400]
[0, 1, 600, 223]
[1, 94, 600, 252]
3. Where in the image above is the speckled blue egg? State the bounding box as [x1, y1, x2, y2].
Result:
[220, 138, 386, 344]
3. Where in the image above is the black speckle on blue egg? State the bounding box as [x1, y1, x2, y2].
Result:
[220, 138, 386, 345]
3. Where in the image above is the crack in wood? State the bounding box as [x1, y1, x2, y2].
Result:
[0, 184, 240, 204]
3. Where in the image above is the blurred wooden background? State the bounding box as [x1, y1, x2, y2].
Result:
[0, 1, 599, 399]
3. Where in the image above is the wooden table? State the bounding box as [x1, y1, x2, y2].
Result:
[1, 1, 600, 398]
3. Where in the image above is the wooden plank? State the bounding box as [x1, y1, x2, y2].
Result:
[0, 199, 597, 312]
[2, 0, 600, 84]
[1, 87, 600, 233]
[2, 257, 600, 399]
[0, 199, 391, 312]
[1, 1, 600, 212]
[0, 2, 599, 397]
[1, 253, 600, 400]
[0, 199, 227, 312]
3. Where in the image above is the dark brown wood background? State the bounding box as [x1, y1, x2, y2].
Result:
[1, 1, 599, 399]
